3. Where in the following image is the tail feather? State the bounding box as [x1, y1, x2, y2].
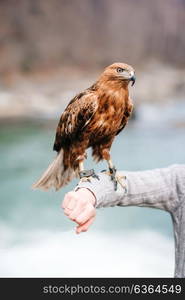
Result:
[32, 149, 76, 191]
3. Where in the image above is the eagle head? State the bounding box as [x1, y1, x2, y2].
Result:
[103, 62, 136, 86]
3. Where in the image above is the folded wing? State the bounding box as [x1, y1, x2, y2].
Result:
[53, 91, 98, 152]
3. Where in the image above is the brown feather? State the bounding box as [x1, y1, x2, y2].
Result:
[33, 62, 135, 190]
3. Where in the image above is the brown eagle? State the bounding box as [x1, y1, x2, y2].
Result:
[33, 63, 135, 191]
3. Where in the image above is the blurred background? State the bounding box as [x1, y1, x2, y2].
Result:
[0, 0, 185, 277]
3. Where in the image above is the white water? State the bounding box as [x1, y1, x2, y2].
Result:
[1, 101, 184, 278]
[0, 227, 174, 277]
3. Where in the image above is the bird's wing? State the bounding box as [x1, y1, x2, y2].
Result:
[53, 91, 98, 152]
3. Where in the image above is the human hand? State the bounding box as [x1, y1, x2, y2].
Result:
[62, 188, 96, 234]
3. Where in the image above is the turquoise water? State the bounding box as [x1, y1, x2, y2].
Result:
[0, 116, 184, 235]
[0, 102, 184, 277]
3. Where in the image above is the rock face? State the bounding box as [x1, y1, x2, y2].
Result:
[0, 1, 185, 119]
[0, 0, 185, 74]
[135, 63, 185, 103]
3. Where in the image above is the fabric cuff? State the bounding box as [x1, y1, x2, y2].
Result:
[74, 171, 128, 208]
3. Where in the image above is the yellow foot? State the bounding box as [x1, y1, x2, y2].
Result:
[102, 170, 126, 190]
[79, 176, 94, 183]
[79, 169, 100, 183]
[116, 174, 127, 189]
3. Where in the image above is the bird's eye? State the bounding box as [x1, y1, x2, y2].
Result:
[117, 67, 125, 73]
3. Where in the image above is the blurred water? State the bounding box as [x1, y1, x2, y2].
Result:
[0, 101, 185, 277]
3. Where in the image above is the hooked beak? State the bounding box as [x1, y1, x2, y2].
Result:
[130, 75, 136, 86]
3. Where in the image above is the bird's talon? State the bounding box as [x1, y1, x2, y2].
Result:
[105, 167, 127, 191]
[92, 173, 100, 180]
[80, 176, 92, 183]
[79, 169, 99, 183]
[113, 180, 118, 191]
[109, 166, 117, 176]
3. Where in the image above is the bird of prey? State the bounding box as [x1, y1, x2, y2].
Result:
[33, 62, 135, 191]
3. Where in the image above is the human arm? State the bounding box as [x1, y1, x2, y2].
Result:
[62, 164, 185, 277]
[62, 164, 184, 233]
[62, 188, 96, 234]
